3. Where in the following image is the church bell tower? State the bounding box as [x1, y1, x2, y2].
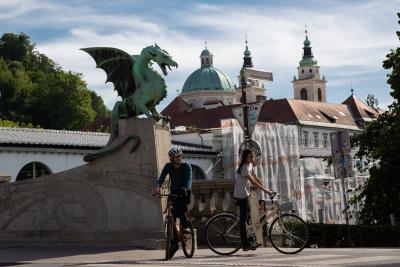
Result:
[292, 29, 327, 102]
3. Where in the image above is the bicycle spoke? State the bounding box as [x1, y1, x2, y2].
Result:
[182, 226, 195, 258]
[269, 214, 309, 254]
[206, 213, 242, 255]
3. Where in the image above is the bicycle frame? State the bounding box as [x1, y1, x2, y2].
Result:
[225, 197, 286, 239]
[158, 193, 187, 245]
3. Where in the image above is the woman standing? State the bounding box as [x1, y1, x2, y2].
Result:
[234, 148, 274, 251]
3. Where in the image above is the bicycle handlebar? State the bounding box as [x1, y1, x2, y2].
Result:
[270, 191, 280, 204]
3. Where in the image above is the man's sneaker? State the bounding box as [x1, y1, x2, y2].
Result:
[242, 243, 261, 251]
[242, 244, 252, 251]
[169, 243, 179, 259]
[250, 242, 262, 250]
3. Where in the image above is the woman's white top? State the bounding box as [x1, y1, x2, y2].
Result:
[234, 162, 253, 198]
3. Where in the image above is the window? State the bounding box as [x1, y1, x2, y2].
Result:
[323, 133, 329, 148]
[309, 69, 312, 73]
[300, 88, 308, 100]
[16, 162, 51, 181]
[303, 131, 309, 147]
[313, 132, 319, 147]
[301, 69, 304, 74]
[191, 164, 205, 180]
[318, 88, 322, 102]
[320, 110, 337, 123]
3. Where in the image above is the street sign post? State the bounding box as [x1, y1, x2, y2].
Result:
[232, 103, 262, 139]
[244, 68, 273, 82]
[237, 66, 272, 141]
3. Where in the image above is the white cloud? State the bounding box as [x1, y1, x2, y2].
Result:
[8, 0, 395, 110]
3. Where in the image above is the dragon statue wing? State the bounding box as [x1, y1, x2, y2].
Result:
[80, 47, 136, 98]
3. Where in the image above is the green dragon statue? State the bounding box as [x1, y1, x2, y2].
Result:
[81, 44, 178, 162]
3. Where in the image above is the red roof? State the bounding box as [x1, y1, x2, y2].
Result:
[342, 95, 380, 120]
[161, 96, 190, 118]
[168, 97, 375, 130]
[286, 99, 359, 127]
[168, 104, 240, 129]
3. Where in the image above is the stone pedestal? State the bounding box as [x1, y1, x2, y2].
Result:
[0, 118, 171, 247]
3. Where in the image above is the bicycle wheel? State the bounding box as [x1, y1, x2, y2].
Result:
[205, 213, 241, 255]
[181, 224, 195, 258]
[269, 213, 309, 254]
[165, 216, 174, 260]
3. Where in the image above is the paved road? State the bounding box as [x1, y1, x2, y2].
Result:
[1, 246, 400, 267]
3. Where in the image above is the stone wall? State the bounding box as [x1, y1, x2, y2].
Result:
[0, 118, 170, 248]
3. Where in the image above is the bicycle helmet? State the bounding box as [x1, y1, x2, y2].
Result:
[168, 147, 183, 157]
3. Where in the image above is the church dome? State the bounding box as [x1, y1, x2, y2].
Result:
[181, 46, 234, 93]
[182, 67, 234, 93]
[200, 48, 212, 57]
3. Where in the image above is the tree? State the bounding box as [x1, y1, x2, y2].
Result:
[90, 90, 110, 119]
[0, 32, 110, 130]
[29, 71, 96, 129]
[365, 94, 378, 109]
[0, 33, 34, 63]
[352, 13, 400, 225]
[0, 119, 34, 128]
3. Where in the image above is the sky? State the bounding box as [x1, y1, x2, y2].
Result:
[0, 0, 399, 111]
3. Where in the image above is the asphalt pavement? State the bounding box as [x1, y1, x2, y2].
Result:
[0, 246, 400, 267]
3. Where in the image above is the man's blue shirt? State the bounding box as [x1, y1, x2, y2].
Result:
[157, 162, 192, 192]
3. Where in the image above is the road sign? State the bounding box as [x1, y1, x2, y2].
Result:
[244, 68, 273, 81]
[232, 103, 262, 138]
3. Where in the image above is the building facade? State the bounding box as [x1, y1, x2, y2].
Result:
[0, 127, 217, 183]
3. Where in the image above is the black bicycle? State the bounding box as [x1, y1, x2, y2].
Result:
[154, 193, 195, 260]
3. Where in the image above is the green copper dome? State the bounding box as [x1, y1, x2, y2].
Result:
[182, 67, 234, 93]
[303, 35, 311, 46]
[182, 46, 235, 93]
[200, 49, 211, 57]
[299, 34, 317, 66]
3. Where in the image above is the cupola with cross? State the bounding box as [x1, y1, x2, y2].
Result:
[180, 42, 236, 109]
[292, 29, 327, 102]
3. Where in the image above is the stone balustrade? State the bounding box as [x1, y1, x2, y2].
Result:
[189, 179, 236, 217]
[188, 179, 236, 245]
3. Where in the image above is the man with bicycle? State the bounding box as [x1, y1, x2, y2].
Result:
[153, 147, 192, 258]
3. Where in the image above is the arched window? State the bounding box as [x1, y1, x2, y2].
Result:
[191, 164, 206, 180]
[16, 162, 51, 181]
[318, 88, 322, 101]
[300, 88, 308, 100]
[301, 69, 304, 74]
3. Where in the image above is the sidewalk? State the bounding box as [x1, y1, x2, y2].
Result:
[0, 246, 271, 265]
[1, 246, 400, 267]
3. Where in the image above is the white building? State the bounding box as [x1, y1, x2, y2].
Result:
[0, 127, 217, 183]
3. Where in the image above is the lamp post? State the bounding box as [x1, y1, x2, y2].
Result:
[240, 67, 250, 140]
